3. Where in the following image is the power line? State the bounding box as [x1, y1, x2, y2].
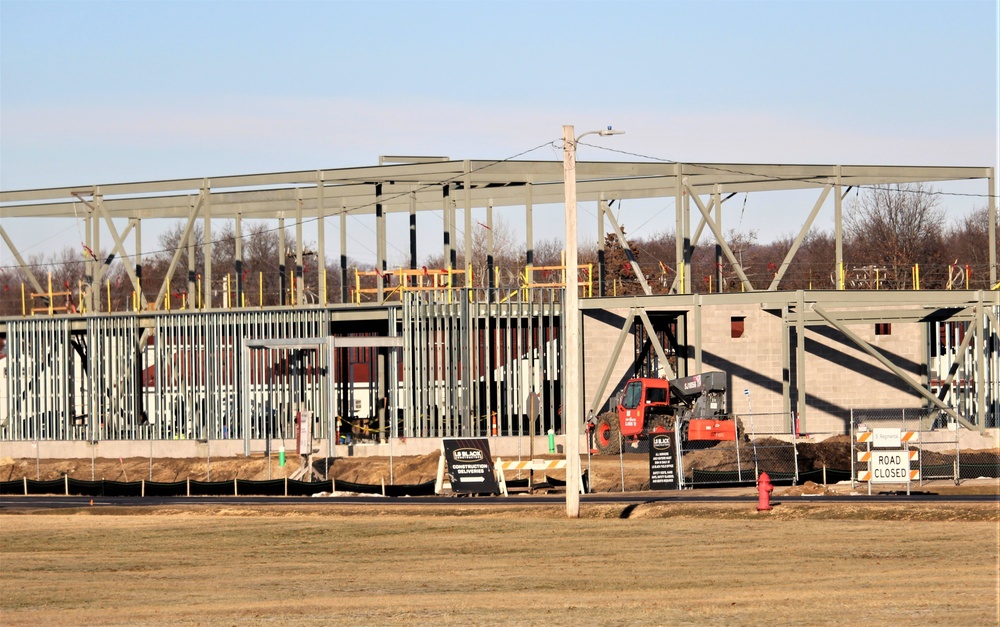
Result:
[579, 141, 999, 200]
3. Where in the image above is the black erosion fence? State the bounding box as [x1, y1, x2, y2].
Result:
[0, 476, 436, 498]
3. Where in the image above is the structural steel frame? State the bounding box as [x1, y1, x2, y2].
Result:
[2, 158, 997, 443]
[582, 290, 1000, 431]
[2, 160, 995, 312]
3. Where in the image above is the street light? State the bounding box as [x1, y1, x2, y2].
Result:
[563, 124, 623, 518]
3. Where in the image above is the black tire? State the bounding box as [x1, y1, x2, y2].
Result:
[648, 415, 674, 434]
[594, 412, 621, 455]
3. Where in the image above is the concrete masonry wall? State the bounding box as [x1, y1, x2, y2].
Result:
[582, 303, 929, 436]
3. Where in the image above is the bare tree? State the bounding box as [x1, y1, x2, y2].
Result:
[845, 184, 946, 289]
[945, 207, 996, 289]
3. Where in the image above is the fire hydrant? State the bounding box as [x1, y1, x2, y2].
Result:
[756, 471, 773, 511]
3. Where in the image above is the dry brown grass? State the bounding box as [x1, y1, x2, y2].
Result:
[1, 502, 997, 626]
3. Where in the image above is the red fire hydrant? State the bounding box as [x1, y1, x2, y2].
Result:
[756, 472, 773, 511]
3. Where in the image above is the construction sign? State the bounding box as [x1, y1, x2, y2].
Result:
[442, 438, 499, 495]
[857, 449, 920, 483]
[649, 432, 678, 490]
[856, 428, 920, 484]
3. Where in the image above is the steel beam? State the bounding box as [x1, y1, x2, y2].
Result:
[810, 304, 972, 428]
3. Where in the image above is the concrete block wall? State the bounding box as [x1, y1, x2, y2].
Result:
[701, 304, 926, 435]
[700, 304, 785, 424]
[802, 315, 924, 432]
[581, 302, 933, 437]
[582, 309, 641, 415]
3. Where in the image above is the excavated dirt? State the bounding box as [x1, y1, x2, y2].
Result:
[2, 438, 997, 494]
[0, 452, 444, 486]
[682, 435, 1000, 474]
[1, 452, 627, 490]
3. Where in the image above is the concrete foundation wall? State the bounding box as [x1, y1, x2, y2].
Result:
[0, 435, 581, 461]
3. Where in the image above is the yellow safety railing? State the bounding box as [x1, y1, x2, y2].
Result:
[28, 272, 76, 316]
[353, 266, 472, 304]
[522, 263, 593, 297]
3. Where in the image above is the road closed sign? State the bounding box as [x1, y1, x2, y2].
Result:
[859, 450, 919, 483]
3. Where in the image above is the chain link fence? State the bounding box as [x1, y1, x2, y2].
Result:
[680, 413, 803, 488]
[850, 408, 1000, 486]
[592, 409, 998, 490]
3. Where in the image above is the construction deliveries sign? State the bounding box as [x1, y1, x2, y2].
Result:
[649, 432, 678, 490]
[442, 438, 499, 494]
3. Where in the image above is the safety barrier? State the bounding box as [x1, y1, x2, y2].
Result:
[523, 263, 593, 297]
[493, 458, 584, 496]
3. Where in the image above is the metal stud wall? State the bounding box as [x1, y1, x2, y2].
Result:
[87, 315, 144, 441]
[3, 318, 77, 440]
[1, 297, 567, 444]
[157, 310, 328, 443]
[929, 306, 1000, 427]
[401, 289, 563, 439]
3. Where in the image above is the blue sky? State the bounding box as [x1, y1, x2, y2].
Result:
[1, 0, 997, 267]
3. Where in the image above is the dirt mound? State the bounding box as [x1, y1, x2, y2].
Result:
[781, 481, 835, 496]
[677, 436, 1000, 476]
[683, 437, 799, 473]
[325, 452, 441, 485]
[796, 435, 854, 470]
[0, 452, 444, 486]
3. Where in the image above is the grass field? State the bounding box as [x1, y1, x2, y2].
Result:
[1, 501, 997, 626]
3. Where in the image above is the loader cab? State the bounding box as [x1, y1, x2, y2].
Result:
[616, 378, 673, 437]
[621, 380, 643, 409]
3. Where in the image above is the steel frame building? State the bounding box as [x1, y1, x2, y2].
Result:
[1, 158, 997, 453]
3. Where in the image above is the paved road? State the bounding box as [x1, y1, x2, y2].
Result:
[2, 492, 997, 510]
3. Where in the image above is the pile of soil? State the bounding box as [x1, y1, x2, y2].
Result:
[682, 435, 1000, 475]
[782, 480, 836, 496]
[796, 435, 855, 469]
[0, 452, 645, 493]
[0, 452, 444, 486]
[2, 442, 996, 494]
[681, 437, 798, 473]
